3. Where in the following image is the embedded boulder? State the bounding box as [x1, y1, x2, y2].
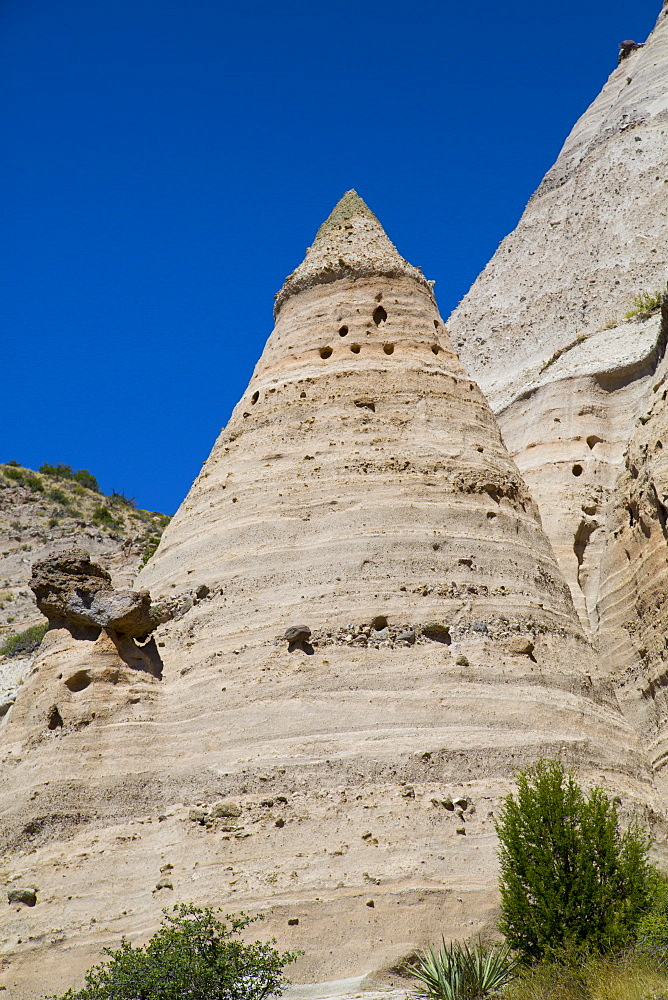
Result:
[30, 549, 173, 640]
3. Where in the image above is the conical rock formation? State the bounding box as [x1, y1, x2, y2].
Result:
[0, 196, 661, 997]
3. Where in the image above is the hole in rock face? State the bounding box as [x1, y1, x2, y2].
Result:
[371, 615, 388, 630]
[383, 343, 394, 355]
[433, 320, 439, 329]
[64, 670, 92, 693]
[431, 344, 440, 355]
[251, 391, 259, 405]
[350, 344, 361, 354]
[657, 440, 663, 450]
[572, 464, 583, 477]
[339, 326, 348, 337]
[47, 705, 63, 730]
[586, 435, 603, 449]
[486, 511, 497, 519]
[375, 292, 383, 302]
[373, 306, 387, 326]
[320, 346, 333, 359]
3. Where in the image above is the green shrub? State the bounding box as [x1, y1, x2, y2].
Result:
[6, 460, 20, 467]
[496, 760, 654, 964]
[4, 466, 25, 484]
[73, 469, 100, 492]
[48, 488, 70, 505]
[406, 939, 518, 1000]
[92, 506, 121, 529]
[24, 474, 44, 493]
[39, 464, 101, 493]
[624, 291, 664, 320]
[140, 534, 162, 567]
[1, 623, 48, 659]
[45, 904, 297, 1000]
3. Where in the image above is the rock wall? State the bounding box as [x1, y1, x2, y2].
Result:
[3, 11, 668, 988]
[448, 6, 668, 639]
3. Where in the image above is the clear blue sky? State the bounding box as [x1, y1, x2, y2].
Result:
[1, 0, 660, 514]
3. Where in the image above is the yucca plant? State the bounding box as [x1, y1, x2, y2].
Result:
[407, 939, 519, 1000]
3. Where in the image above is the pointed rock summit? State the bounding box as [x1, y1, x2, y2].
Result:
[131, 193, 652, 977]
[274, 189, 434, 315]
[0, 183, 661, 995]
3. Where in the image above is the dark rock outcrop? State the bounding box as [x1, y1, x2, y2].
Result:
[30, 549, 173, 640]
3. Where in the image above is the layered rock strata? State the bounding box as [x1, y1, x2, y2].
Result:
[0, 193, 662, 997]
[448, 6, 668, 633]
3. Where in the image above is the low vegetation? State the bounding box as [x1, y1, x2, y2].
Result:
[407, 939, 518, 1000]
[407, 760, 667, 1000]
[501, 954, 668, 1000]
[0, 622, 48, 658]
[46, 905, 297, 1000]
[624, 291, 664, 320]
[39, 463, 101, 493]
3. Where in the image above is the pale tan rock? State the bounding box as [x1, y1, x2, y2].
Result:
[0, 187, 663, 998]
[448, 8, 668, 631]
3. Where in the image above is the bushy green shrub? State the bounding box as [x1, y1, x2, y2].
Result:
[24, 474, 44, 493]
[496, 760, 653, 964]
[45, 904, 297, 1000]
[4, 466, 25, 484]
[92, 506, 121, 529]
[73, 469, 100, 492]
[1, 623, 48, 659]
[48, 488, 70, 505]
[2, 467, 43, 492]
[407, 939, 517, 1000]
[39, 463, 101, 493]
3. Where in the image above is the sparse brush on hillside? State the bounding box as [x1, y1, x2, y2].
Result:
[624, 291, 664, 320]
[0, 622, 48, 658]
[39, 463, 101, 493]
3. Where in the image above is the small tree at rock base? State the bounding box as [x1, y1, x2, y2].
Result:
[46, 904, 298, 1000]
[496, 759, 653, 964]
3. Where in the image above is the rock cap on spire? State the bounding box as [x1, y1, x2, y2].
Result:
[274, 190, 434, 316]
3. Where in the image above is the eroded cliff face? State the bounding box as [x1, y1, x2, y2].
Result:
[4, 15, 668, 986]
[448, 6, 668, 639]
[0, 192, 658, 998]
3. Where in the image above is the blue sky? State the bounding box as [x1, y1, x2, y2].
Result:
[1, 0, 660, 514]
